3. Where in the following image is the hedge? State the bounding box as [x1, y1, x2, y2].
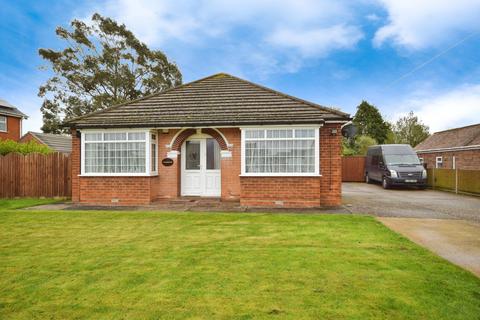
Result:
[0, 139, 52, 156]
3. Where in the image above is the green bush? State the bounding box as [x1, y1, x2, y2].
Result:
[342, 135, 377, 156]
[0, 139, 52, 156]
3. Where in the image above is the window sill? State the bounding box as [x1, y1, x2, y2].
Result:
[240, 174, 322, 177]
[79, 173, 158, 177]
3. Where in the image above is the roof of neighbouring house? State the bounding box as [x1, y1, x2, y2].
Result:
[0, 99, 28, 119]
[414, 123, 480, 151]
[23, 132, 72, 153]
[65, 73, 350, 128]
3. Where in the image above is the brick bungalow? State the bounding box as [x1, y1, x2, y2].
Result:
[0, 99, 28, 142]
[65, 73, 350, 208]
[415, 123, 480, 170]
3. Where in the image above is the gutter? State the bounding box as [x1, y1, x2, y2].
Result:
[416, 144, 480, 153]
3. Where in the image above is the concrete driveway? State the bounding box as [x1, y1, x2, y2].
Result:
[343, 183, 480, 276]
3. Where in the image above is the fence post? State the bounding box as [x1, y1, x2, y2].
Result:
[455, 167, 458, 194]
[432, 167, 435, 190]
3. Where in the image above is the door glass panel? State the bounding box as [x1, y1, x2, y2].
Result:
[185, 141, 200, 170]
[206, 138, 220, 170]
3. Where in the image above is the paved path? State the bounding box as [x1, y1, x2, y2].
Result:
[343, 183, 480, 277]
[379, 218, 480, 277]
[343, 182, 480, 222]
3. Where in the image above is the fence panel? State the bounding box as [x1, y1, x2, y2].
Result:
[0, 152, 71, 198]
[427, 168, 480, 195]
[342, 156, 366, 182]
[457, 170, 480, 195]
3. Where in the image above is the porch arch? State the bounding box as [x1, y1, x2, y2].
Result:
[170, 128, 229, 152]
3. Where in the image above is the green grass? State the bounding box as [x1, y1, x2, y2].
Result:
[0, 210, 479, 319]
[0, 198, 63, 211]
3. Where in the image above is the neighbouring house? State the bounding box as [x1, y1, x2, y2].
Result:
[20, 131, 72, 154]
[0, 99, 28, 141]
[65, 73, 350, 207]
[415, 123, 480, 170]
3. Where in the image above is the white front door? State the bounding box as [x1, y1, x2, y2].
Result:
[181, 138, 221, 197]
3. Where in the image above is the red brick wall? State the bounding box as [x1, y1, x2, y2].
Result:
[0, 116, 22, 141]
[418, 149, 480, 170]
[220, 128, 241, 201]
[319, 124, 343, 206]
[156, 129, 181, 200]
[71, 129, 80, 202]
[78, 176, 156, 205]
[240, 177, 321, 208]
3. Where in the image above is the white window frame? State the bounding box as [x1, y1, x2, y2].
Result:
[0, 116, 7, 132]
[435, 156, 443, 169]
[80, 128, 158, 177]
[240, 126, 321, 177]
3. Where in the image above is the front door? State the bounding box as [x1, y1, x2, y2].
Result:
[181, 138, 221, 197]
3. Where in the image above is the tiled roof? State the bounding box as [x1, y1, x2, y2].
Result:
[0, 99, 28, 118]
[66, 73, 350, 128]
[27, 132, 72, 154]
[414, 123, 480, 151]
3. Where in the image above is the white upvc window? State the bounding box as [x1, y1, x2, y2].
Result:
[0, 116, 6, 132]
[241, 127, 320, 176]
[81, 129, 158, 176]
[435, 156, 443, 169]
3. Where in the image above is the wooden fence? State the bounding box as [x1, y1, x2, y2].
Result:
[427, 168, 480, 195]
[342, 156, 366, 182]
[0, 153, 71, 198]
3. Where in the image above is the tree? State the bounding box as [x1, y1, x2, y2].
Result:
[352, 101, 390, 144]
[342, 135, 377, 156]
[391, 111, 430, 147]
[38, 13, 182, 133]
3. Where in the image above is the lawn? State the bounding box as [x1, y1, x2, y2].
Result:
[0, 198, 62, 211]
[0, 207, 479, 319]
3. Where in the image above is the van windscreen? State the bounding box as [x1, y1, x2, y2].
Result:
[384, 154, 420, 165]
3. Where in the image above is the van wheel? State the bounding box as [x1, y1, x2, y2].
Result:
[382, 177, 390, 189]
[365, 174, 372, 184]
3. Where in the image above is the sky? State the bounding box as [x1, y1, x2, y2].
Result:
[1, 0, 479, 134]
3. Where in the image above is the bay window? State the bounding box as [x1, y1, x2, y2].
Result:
[81, 130, 158, 176]
[241, 127, 319, 176]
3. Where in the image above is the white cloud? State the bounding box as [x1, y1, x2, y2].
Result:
[366, 13, 380, 22]
[93, 0, 354, 46]
[373, 0, 480, 49]
[267, 24, 363, 57]
[390, 83, 480, 132]
[81, 0, 364, 74]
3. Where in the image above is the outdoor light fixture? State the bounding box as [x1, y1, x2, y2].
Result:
[331, 128, 338, 136]
[162, 129, 169, 134]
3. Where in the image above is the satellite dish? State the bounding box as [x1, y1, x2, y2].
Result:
[341, 122, 357, 138]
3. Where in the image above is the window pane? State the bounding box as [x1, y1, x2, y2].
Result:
[84, 141, 145, 173]
[295, 129, 315, 138]
[245, 129, 264, 139]
[128, 132, 146, 141]
[185, 141, 200, 170]
[0, 116, 6, 131]
[206, 138, 220, 170]
[104, 132, 126, 141]
[84, 133, 102, 141]
[266, 129, 293, 138]
[151, 143, 157, 172]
